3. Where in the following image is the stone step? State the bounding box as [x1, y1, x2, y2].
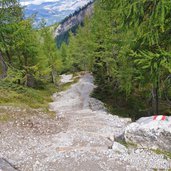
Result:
[0, 158, 17, 171]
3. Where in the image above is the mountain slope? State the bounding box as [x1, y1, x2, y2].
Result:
[21, 0, 92, 26]
[54, 1, 94, 47]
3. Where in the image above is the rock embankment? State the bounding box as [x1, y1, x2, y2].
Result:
[124, 116, 171, 152]
[0, 158, 17, 171]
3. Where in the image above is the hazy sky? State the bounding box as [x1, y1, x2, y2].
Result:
[20, 0, 60, 6]
[20, 0, 91, 12]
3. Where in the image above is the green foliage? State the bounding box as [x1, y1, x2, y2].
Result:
[0, 1, 63, 87]
[61, 0, 171, 118]
[152, 149, 171, 159]
[40, 24, 63, 84]
[0, 114, 9, 122]
[0, 80, 57, 108]
[5, 67, 24, 83]
[0, 0, 66, 115]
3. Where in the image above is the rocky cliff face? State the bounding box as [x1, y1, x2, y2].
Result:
[54, 2, 94, 38]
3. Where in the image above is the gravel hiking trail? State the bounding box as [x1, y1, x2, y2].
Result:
[0, 73, 171, 171]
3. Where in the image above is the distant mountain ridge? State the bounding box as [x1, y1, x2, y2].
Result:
[54, 1, 94, 47]
[54, 1, 93, 37]
[21, 0, 92, 26]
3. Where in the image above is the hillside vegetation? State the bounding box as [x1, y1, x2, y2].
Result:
[59, 0, 171, 119]
[55, 1, 93, 47]
[0, 0, 63, 108]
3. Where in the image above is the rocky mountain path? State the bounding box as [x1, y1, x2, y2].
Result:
[0, 73, 171, 171]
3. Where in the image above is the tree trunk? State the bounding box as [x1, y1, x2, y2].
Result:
[152, 83, 159, 115]
[25, 73, 36, 88]
[0, 51, 8, 79]
[51, 68, 57, 84]
[0, 33, 12, 64]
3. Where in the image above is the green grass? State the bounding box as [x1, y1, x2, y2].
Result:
[0, 113, 9, 122]
[0, 73, 80, 123]
[0, 74, 80, 109]
[0, 81, 58, 109]
[58, 77, 79, 92]
[0, 74, 80, 122]
[0, 81, 71, 122]
[116, 140, 137, 148]
[152, 149, 171, 159]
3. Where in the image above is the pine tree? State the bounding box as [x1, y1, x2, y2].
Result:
[41, 25, 62, 84]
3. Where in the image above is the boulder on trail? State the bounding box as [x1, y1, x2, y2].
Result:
[124, 116, 171, 152]
[0, 158, 17, 171]
[112, 142, 128, 154]
[60, 74, 73, 84]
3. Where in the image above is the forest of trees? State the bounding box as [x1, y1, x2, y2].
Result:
[0, 0, 63, 88]
[60, 0, 171, 118]
[0, 0, 171, 118]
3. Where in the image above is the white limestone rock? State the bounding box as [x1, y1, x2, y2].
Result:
[0, 158, 17, 171]
[112, 142, 128, 154]
[124, 116, 171, 152]
[60, 74, 73, 84]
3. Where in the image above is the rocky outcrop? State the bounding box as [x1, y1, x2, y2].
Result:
[54, 2, 94, 37]
[89, 97, 106, 111]
[124, 116, 171, 152]
[0, 158, 17, 171]
[112, 142, 128, 154]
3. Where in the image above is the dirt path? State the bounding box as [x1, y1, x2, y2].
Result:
[0, 73, 170, 171]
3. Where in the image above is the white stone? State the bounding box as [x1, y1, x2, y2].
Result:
[112, 142, 128, 154]
[124, 116, 171, 152]
[0, 158, 17, 171]
[60, 74, 73, 84]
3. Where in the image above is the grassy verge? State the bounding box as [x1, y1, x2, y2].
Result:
[152, 149, 171, 159]
[0, 113, 9, 122]
[0, 74, 80, 122]
[0, 81, 57, 109]
[0, 81, 58, 122]
[0, 72, 80, 108]
[117, 140, 137, 148]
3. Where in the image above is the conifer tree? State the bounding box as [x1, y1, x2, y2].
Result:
[63, 0, 171, 116]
